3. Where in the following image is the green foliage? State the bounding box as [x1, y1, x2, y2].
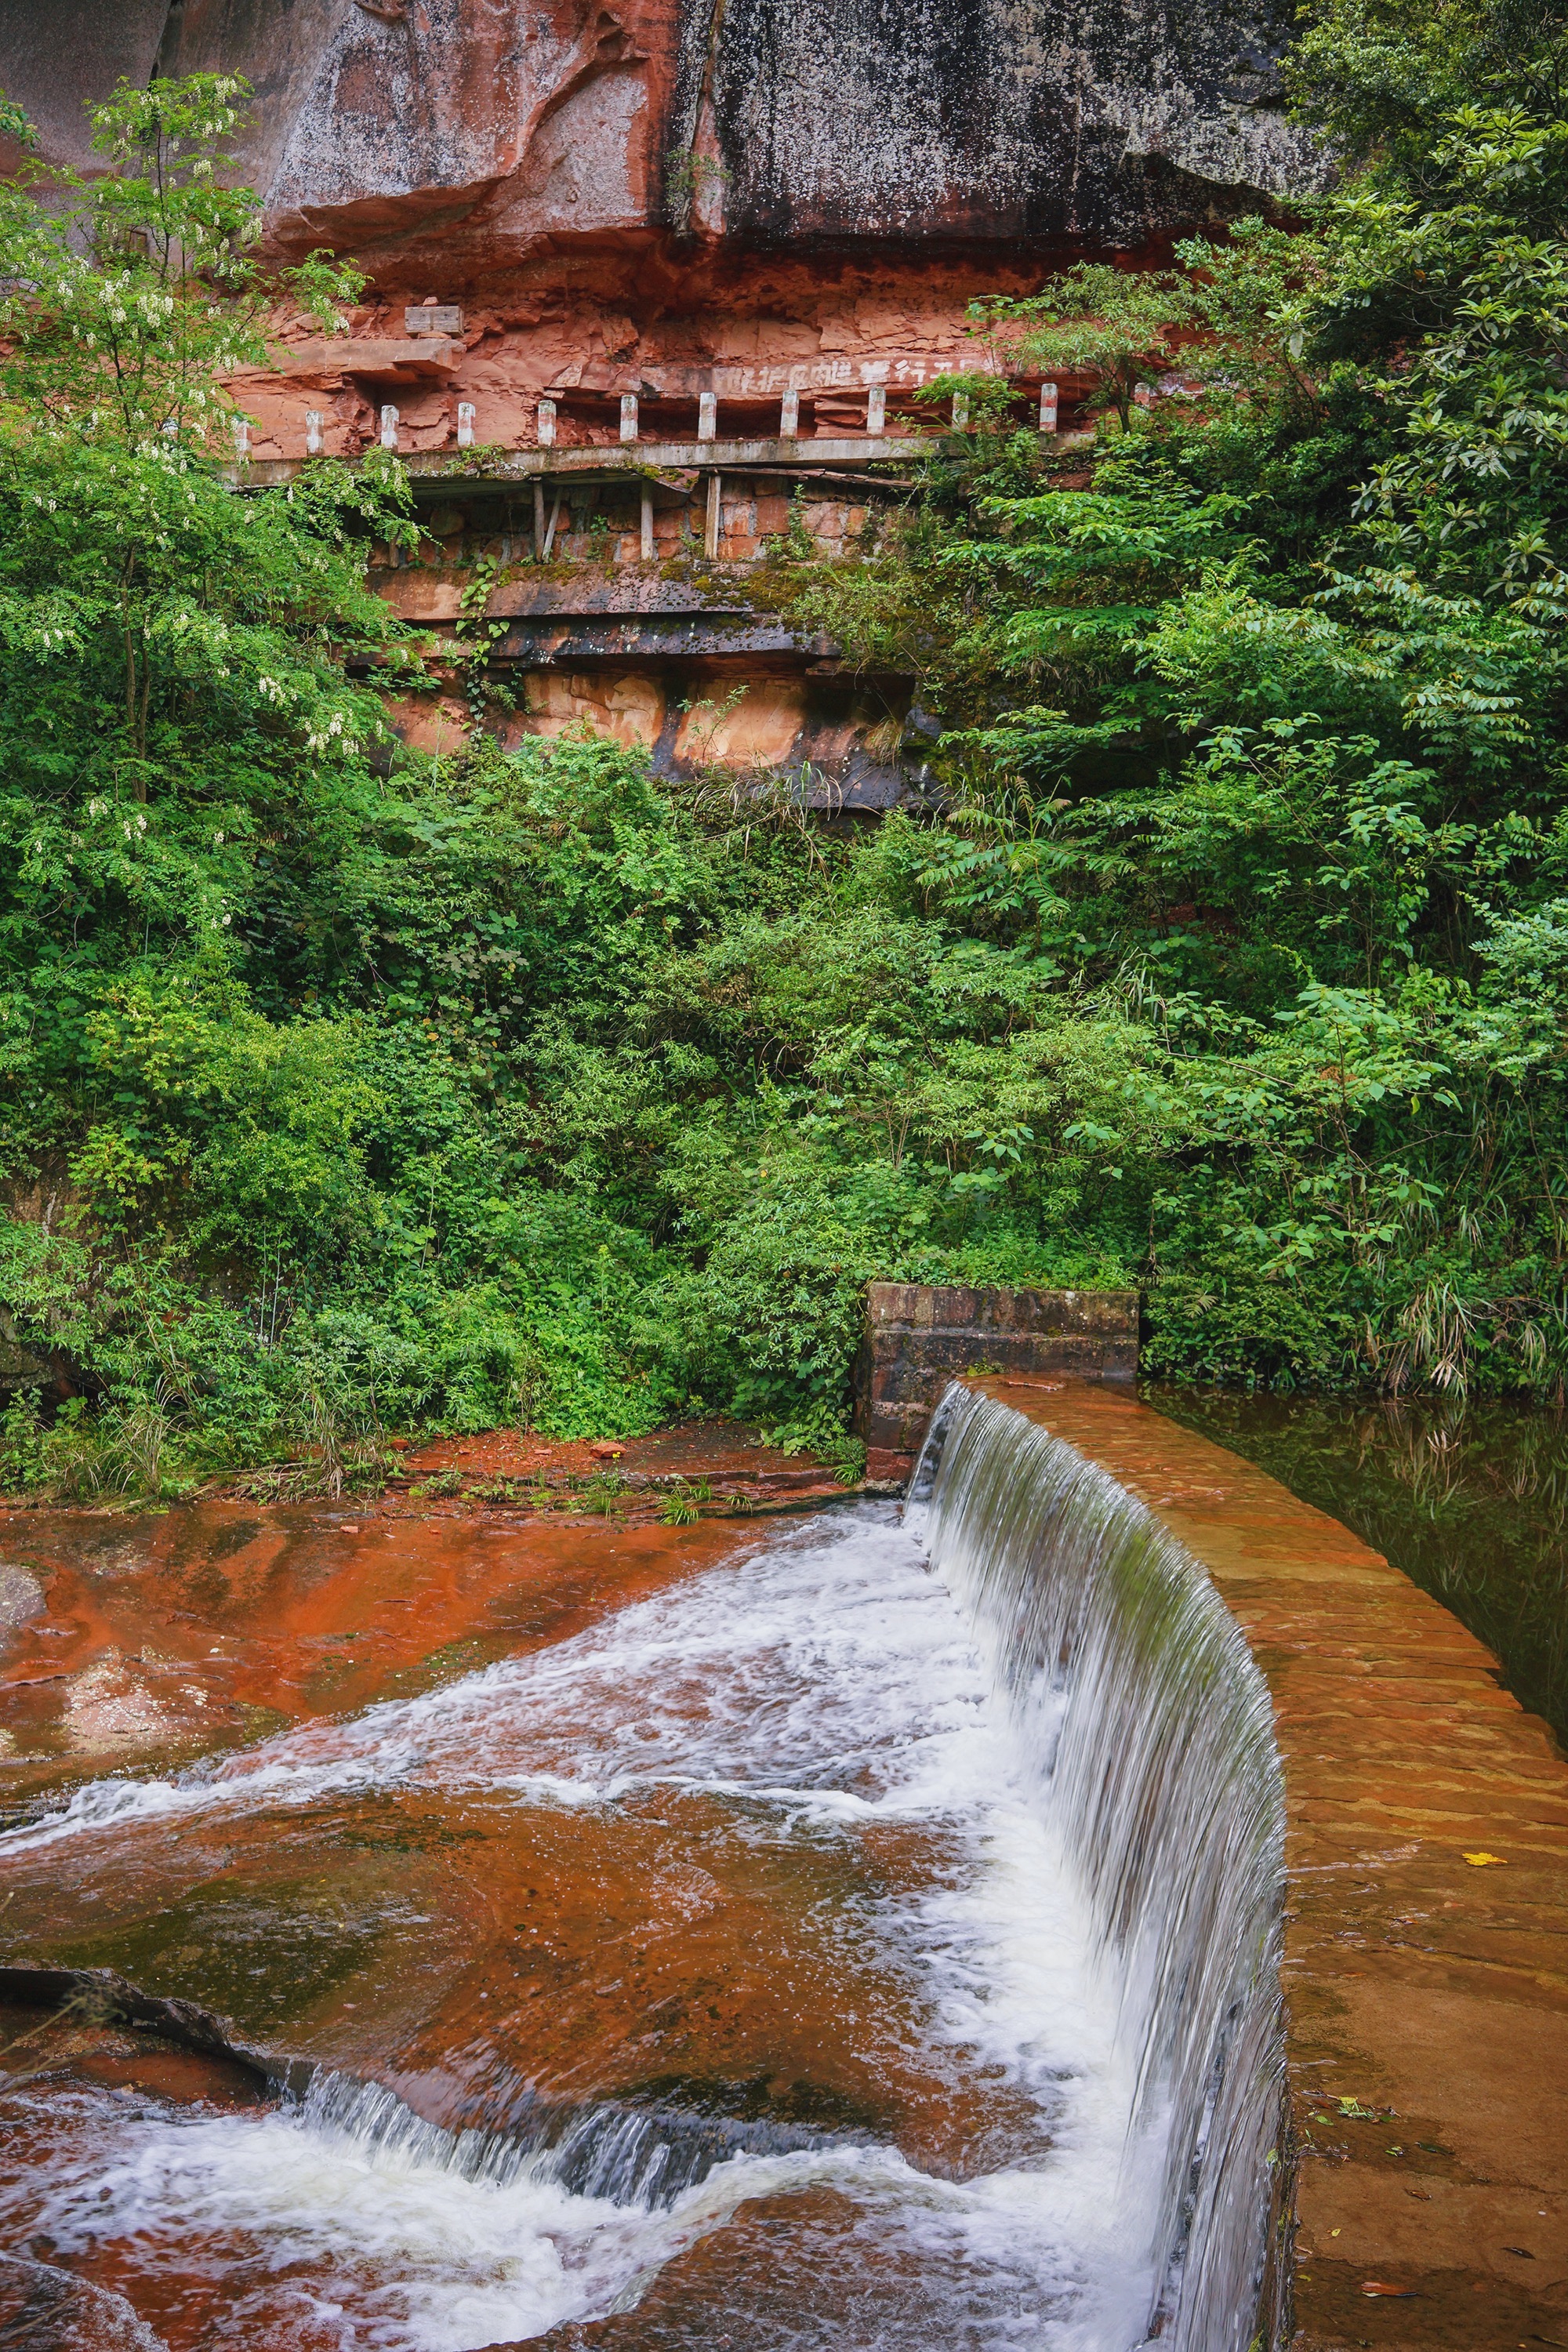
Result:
[767, 35, 1568, 1403]
[0, 75, 360, 443]
[982, 263, 1187, 431]
[5, 36, 1568, 1501]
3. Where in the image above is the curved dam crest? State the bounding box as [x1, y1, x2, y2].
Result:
[945, 1375, 1568, 2351]
[2, 1384, 1566, 2346]
[915, 1383, 1289, 2350]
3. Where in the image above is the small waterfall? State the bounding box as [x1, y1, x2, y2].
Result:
[295, 2069, 844, 2210]
[915, 1385, 1288, 2352]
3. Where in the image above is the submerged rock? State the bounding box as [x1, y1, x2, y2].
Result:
[0, 1563, 45, 1632]
[0, 2253, 168, 2352]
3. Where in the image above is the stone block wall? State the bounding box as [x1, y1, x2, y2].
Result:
[853, 1283, 1138, 1472]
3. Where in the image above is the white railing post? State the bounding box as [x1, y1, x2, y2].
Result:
[950, 391, 969, 429]
[379, 405, 399, 450]
[698, 390, 717, 442]
[620, 393, 639, 443]
[1039, 381, 1058, 434]
[306, 410, 325, 455]
[866, 383, 886, 436]
[536, 397, 557, 448]
[231, 415, 250, 462]
[779, 388, 799, 438]
[457, 401, 476, 447]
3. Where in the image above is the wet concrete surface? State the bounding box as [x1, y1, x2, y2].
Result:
[978, 1377, 1568, 2352]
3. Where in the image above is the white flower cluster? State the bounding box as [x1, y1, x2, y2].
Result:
[305, 710, 355, 754]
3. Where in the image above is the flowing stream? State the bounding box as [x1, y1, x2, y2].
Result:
[918, 1385, 1288, 2350]
[0, 1388, 1287, 2350]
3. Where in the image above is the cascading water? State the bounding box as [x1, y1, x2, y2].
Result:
[1, 1411, 1287, 2351]
[913, 1383, 1289, 2352]
[296, 2066, 848, 2208]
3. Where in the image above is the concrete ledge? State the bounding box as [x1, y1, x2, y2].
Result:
[968, 1376, 1568, 2351]
[226, 437, 933, 491]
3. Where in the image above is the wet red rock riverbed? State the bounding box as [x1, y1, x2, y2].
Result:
[0, 1480, 1141, 2350]
[0, 1497, 772, 1797]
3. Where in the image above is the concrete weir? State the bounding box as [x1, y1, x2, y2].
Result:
[952, 1376, 1568, 2349]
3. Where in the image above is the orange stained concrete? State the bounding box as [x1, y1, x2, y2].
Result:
[972, 1377, 1568, 2351]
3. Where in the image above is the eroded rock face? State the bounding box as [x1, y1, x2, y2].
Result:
[5, 0, 1319, 278]
[695, 0, 1313, 251]
[0, 0, 1323, 789]
[0, 0, 168, 175]
[191, 0, 663, 267]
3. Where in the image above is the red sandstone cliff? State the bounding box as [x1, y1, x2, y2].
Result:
[2, 0, 1319, 278]
[0, 0, 1323, 793]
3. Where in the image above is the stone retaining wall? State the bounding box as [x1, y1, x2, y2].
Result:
[852, 1281, 1138, 1475]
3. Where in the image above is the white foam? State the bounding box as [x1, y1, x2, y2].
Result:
[3, 1512, 1002, 1850]
[2, 1504, 1164, 2347]
[17, 2078, 1152, 2352]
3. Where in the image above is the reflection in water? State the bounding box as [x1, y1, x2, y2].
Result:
[0, 1504, 1164, 2350]
[1150, 1388, 1568, 1742]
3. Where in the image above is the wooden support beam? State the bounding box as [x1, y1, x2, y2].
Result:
[705, 470, 721, 559]
[640, 485, 655, 562]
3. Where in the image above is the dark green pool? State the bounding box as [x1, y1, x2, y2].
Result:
[1147, 1386, 1568, 1750]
